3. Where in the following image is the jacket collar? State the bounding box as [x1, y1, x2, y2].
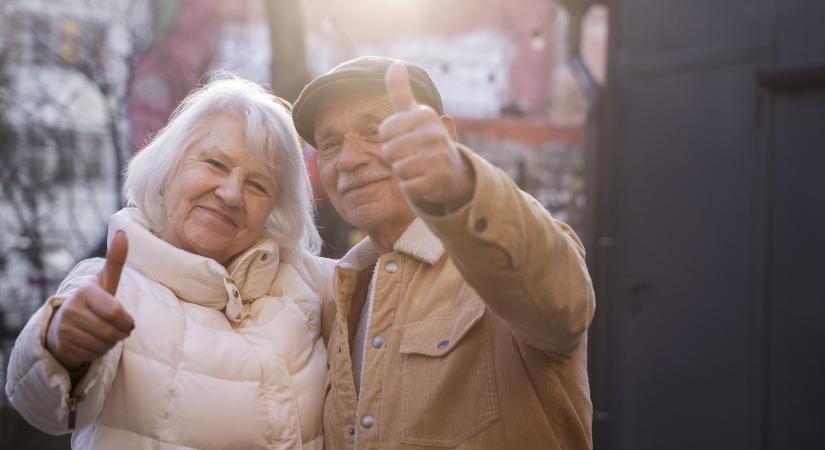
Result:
[393, 218, 445, 264]
[338, 218, 445, 272]
[107, 208, 279, 322]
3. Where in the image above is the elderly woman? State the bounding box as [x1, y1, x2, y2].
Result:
[5, 77, 333, 449]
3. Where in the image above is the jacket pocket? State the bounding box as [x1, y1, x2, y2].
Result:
[399, 301, 500, 447]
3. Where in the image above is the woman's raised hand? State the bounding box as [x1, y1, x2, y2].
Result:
[46, 230, 135, 370]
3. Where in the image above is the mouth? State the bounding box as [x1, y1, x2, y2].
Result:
[196, 205, 237, 227]
[339, 174, 392, 195]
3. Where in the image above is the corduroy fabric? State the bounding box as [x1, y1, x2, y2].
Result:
[321, 146, 595, 450]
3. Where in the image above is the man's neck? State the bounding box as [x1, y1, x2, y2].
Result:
[365, 218, 415, 254]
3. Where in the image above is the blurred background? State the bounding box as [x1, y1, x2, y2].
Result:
[0, 0, 822, 449]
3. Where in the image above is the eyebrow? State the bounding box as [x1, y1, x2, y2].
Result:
[316, 110, 388, 137]
[314, 126, 338, 145]
[355, 110, 388, 126]
[314, 99, 393, 141]
[198, 147, 273, 184]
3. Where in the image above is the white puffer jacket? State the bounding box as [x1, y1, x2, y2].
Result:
[5, 208, 334, 449]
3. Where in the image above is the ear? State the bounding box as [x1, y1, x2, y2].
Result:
[440, 114, 458, 142]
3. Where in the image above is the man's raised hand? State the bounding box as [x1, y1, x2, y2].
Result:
[378, 62, 474, 211]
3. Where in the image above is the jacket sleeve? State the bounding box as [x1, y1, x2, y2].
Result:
[416, 145, 595, 356]
[4, 258, 124, 435]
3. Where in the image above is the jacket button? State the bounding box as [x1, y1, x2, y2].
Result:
[437, 339, 450, 350]
[384, 261, 398, 273]
[361, 415, 375, 428]
[474, 217, 488, 232]
[371, 335, 384, 349]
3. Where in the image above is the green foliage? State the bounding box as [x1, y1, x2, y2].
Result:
[153, 0, 183, 46]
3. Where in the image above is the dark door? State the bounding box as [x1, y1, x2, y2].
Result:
[761, 2, 825, 448]
[590, 0, 825, 448]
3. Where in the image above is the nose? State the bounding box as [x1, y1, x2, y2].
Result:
[215, 173, 244, 207]
[336, 134, 372, 172]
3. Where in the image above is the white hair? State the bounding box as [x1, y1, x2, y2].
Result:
[124, 74, 322, 255]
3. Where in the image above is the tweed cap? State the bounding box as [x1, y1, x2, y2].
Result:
[292, 56, 444, 147]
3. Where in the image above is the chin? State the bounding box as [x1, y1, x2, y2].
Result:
[346, 212, 391, 232]
[192, 245, 226, 260]
[185, 233, 232, 258]
[342, 194, 404, 223]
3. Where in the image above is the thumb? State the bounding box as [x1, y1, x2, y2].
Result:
[98, 230, 128, 295]
[385, 62, 417, 113]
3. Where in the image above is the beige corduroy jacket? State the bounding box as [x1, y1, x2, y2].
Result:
[321, 147, 596, 450]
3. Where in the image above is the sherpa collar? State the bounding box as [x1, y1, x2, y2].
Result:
[338, 218, 445, 272]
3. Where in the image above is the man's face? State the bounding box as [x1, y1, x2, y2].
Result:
[313, 95, 415, 235]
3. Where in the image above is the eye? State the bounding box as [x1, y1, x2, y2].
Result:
[364, 127, 381, 142]
[318, 140, 342, 155]
[203, 158, 226, 170]
[248, 181, 268, 195]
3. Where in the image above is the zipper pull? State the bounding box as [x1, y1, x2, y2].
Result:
[67, 395, 79, 430]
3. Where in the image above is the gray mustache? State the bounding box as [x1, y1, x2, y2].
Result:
[337, 167, 393, 192]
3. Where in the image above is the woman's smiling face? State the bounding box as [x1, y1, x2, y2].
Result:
[159, 114, 277, 265]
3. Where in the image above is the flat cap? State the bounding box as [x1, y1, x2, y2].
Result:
[292, 56, 444, 147]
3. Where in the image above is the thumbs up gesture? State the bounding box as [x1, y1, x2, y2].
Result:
[378, 63, 475, 211]
[46, 230, 135, 370]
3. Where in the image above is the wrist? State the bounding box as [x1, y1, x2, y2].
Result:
[444, 157, 476, 212]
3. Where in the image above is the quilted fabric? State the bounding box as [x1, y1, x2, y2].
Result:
[6, 208, 334, 449]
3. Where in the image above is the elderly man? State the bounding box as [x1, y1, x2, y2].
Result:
[293, 56, 595, 449]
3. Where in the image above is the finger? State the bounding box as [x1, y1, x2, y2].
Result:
[399, 176, 432, 199]
[61, 297, 131, 345]
[63, 342, 107, 364]
[84, 318, 131, 345]
[54, 318, 113, 367]
[378, 104, 438, 142]
[59, 346, 99, 367]
[389, 152, 430, 182]
[385, 62, 417, 113]
[85, 284, 135, 332]
[398, 174, 437, 200]
[382, 126, 448, 166]
[63, 326, 115, 355]
[98, 230, 128, 296]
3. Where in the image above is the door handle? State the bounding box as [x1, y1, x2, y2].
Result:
[755, 62, 825, 94]
[623, 279, 651, 314]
